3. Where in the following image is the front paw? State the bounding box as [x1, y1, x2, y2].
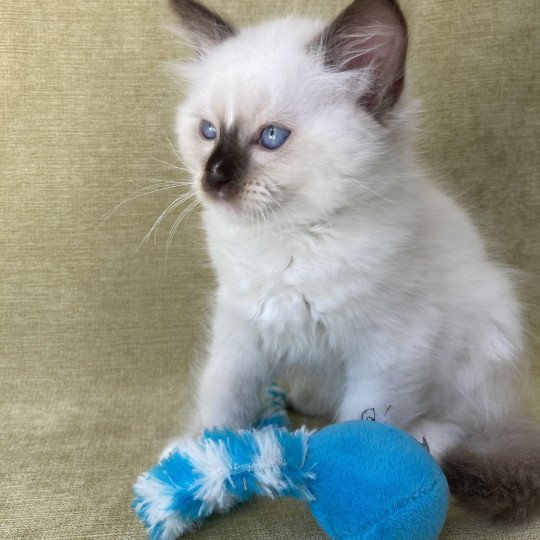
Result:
[159, 436, 191, 460]
[407, 419, 465, 459]
[159, 419, 204, 460]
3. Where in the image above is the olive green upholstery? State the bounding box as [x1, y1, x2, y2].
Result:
[1, 1, 538, 538]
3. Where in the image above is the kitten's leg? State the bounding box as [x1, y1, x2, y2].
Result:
[336, 373, 466, 458]
[196, 305, 272, 430]
[161, 303, 271, 459]
[336, 375, 395, 424]
[335, 348, 428, 428]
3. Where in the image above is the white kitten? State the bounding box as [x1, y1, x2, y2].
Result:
[165, 0, 539, 520]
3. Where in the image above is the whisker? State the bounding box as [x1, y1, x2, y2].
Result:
[268, 204, 282, 233]
[262, 205, 270, 226]
[246, 201, 255, 226]
[162, 130, 196, 174]
[255, 202, 263, 226]
[266, 192, 294, 229]
[91, 181, 189, 229]
[262, 205, 269, 226]
[165, 198, 200, 258]
[136, 190, 198, 251]
[153, 157, 191, 173]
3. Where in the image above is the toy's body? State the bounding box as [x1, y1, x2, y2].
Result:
[307, 421, 449, 540]
[133, 387, 449, 540]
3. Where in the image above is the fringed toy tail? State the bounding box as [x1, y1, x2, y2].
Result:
[133, 385, 315, 540]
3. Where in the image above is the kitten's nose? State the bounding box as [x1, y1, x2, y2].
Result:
[205, 159, 233, 191]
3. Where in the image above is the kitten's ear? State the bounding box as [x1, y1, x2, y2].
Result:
[170, 0, 235, 51]
[316, 0, 407, 117]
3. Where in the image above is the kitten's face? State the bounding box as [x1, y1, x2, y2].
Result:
[173, 1, 407, 226]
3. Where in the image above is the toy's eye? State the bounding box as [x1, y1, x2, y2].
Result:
[259, 125, 290, 150]
[200, 120, 217, 140]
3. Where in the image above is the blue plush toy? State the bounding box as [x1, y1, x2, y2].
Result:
[133, 386, 449, 540]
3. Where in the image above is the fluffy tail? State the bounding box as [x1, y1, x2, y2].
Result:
[441, 419, 540, 521]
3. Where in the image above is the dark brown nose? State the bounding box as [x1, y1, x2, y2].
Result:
[205, 158, 234, 192]
[202, 125, 248, 199]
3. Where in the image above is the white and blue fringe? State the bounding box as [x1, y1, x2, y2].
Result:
[255, 384, 291, 429]
[133, 386, 315, 540]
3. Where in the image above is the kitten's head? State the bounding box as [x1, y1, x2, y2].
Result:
[171, 0, 408, 226]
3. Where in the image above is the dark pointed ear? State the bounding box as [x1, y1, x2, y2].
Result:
[170, 0, 235, 51]
[317, 0, 407, 118]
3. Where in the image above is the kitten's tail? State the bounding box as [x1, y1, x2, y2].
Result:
[441, 419, 540, 521]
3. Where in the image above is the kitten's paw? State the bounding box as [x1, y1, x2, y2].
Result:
[159, 436, 193, 460]
[408, 419, 466, 459]
[159, 420, 204, 460]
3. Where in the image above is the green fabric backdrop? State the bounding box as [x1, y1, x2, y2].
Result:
[1, 1, 538, 538]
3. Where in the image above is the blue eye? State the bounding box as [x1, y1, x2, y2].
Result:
[260, 125, 290, 150]
[200, 120, 217, 140]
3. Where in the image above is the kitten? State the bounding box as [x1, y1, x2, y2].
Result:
[166, 0, 539, 520]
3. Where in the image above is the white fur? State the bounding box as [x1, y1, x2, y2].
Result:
[133, 474, 194, 538]
[171, 12, 525, 461]
[185, 438, 236, 513]
[160, 436, 238, 512]
[251, 429, 286, 496]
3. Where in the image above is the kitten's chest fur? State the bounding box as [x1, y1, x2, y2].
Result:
[213, 227, 329, 354]
[204, 210, 415, 363]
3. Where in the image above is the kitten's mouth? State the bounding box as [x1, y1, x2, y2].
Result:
[199, 180, 244, 213]
[200, 179, 281, 222]
[201, 175, 243, 203]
